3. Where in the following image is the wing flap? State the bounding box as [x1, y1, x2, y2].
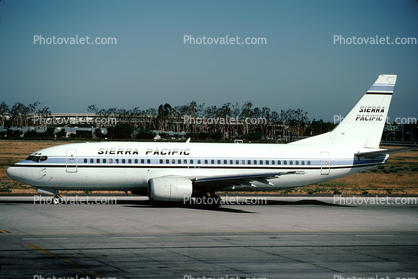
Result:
[192, 171, 301, 188]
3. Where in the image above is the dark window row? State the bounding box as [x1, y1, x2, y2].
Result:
[84, 158, 150, 164]
[83, 158, 311, 166]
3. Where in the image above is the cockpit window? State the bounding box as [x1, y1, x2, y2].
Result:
[28, 156, 48, 162]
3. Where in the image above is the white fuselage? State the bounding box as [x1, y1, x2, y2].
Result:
[6, 141, 387, 192]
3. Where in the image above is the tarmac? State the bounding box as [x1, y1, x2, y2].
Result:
[0, 194, 417, 279]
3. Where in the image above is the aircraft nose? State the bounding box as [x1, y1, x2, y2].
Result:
[6, 166, 19, 180]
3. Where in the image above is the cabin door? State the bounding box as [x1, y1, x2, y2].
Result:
[320, 151, 330, 175]
[66, 148, 78, 173]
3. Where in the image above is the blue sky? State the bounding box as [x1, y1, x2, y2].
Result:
[0, 0, 417, 122]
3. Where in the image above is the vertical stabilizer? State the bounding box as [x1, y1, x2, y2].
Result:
[294, 74, 396, 149]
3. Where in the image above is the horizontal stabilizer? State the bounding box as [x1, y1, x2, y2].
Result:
[355, 147, 417, 158]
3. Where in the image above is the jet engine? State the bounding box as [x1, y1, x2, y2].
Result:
[148, 176, 193, 202]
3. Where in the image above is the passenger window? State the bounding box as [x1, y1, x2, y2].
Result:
[166, 159, 169, 164]
[204, 160, 208, 164]
[260, 160, 263, 165]
[217, 160, 221, 164]
[122, 159, 125, 163]
[266, 160, 269, 165]
[272, 160, 275, 165]
[172, 159, 175, 164]
[296, 161, 299, 165]
[109, 159, 113, 163]
[147, 159, 150, 164]
[135, 159, 138, 163]
[178, 159, 182, 164]
[128, 159, 132, 163]
[278, 160, 281, 165]
[141, 159, 144, 164]
[90, 159, 94, 163]
[197, 160, 201, 164]
[242, 160, 245, 164]
[84, 158, 87, 163]
[283, 160, 287, 165]
[307, 160, 311, 165]
[253, 160, 257, 165]
[97, 159, 100, 163]
[103, 159, 107, 163]
[160, 159, 163, 164]
[301, 161, 305, 165]
[184, 159, 187, 164]
[190, 159, 194, 164]
[236, 160, 239, 164]
[224, 160, 227, 164]
[290, 161, 293, 165]
[230, 160, 233, 164]
[247, 160, 251, 164]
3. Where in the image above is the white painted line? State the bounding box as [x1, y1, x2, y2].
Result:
[23, 238, 68, 240]
[197, 235, 240, 238]
[355, 235, 393, 237]
[112, 236, 156, 239]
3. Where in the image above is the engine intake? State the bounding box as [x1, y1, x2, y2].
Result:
[148, 176, 193, 202]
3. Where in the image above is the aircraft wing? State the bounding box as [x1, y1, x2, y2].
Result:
[355, 147, 417, 158]
[192, 171, 301, 188]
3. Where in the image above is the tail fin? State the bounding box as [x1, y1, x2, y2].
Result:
[294, 74, 397, 149]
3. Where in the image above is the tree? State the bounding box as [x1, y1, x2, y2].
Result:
[0, 101, 9, 127]
[107, 123, 133, 139]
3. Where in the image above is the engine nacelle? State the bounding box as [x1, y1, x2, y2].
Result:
[148, 177, 193, 202]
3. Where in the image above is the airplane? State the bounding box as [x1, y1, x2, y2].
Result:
[6, 74, 414, 206]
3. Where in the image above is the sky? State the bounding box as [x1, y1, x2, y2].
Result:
[0, 0, 417, 122]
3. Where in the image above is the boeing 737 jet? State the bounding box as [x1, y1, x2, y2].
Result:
[6, 75, 414, 206]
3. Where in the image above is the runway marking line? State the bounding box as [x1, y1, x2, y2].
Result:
[26, 243, 78, 265]
[26, 243, 100, 278]
[0, 230, 10, 233]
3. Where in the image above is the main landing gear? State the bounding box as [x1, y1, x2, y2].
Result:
[192, 191, 223, 208]
[52, 194, 63, 205]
